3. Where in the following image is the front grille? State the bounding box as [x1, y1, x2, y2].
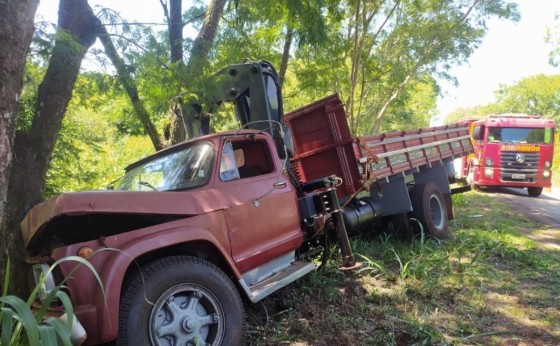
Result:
[500, 152, 540, 182]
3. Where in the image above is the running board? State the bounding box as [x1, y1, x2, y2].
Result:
[239, 261, 317, 303]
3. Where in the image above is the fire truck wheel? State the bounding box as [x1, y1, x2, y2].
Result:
[117, 256, 246, 346]
[410, 182, 448, 239]
[527, 187, 543, 197]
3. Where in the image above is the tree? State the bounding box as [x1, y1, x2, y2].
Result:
[546, 13, 560, 67]
[160, 0, 187, 143]
[3, 0, 97, 296]
[290, 0, 519, 135]
[481, 74, 560, 119]
[443, 74, 560, 124]
[93, 0, 226, 145]
[179, 0, 227, 140]
[0, 0, 39, 293]
[96, 18, 165, 150]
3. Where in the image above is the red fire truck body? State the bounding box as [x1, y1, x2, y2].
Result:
[457, 114, 556, 197]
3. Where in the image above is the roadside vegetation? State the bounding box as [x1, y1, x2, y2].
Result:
[246, 191, 560, 345]
[1, 256, 102, 345]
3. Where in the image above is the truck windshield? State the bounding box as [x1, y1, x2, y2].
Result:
[487, 127, 553, 144]
[118, 142, 214, 191]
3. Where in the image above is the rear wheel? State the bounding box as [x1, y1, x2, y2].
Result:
[410, 182, 448, 239]
[117, 256, 245, 346]
[527, 187, 543, 197]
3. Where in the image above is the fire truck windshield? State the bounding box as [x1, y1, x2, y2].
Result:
[487, 127, 554, 144]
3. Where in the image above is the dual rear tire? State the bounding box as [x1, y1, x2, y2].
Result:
[409, 182, 448, 240]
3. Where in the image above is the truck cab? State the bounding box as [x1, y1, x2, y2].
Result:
[22, 129, 316, 345]
[461, 114, 556, 197]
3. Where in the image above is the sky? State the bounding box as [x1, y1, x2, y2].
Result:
[435, 0, 560, 121]
[37, 0, 560, 121]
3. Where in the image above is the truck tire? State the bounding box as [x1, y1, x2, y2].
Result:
[117, 256, 245, 346]
[527, 187, 543, 197]
[410, 182, 448, 239]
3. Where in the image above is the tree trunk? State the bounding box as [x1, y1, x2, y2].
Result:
[96, 19, 164, 151]
[4, 0, 96, 297]
[187, 0, 226, 79]
[181, 0, 226, 140]
[165, 0, 188, 144]
[279, 25, 294, 85]
[0, 0, 39, 295]
[169, 0, 183, 64]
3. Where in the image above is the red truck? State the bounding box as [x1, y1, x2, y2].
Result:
[454, 114, 556, 197]
[21, 61, 472, 345]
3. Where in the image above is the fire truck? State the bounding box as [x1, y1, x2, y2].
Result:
[455, 114, 556, 197]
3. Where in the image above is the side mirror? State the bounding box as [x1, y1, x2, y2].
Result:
[472, 126, 484, 141]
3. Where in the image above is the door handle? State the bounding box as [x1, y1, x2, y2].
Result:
[273, 181, 287, 189]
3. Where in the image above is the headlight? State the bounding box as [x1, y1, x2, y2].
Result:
[544, 161, 551, 168]
[543, 170, 551, 178]
[485, 158, 494, 166]
[78, 246, 94, 259]
[485, 167, 494, 178]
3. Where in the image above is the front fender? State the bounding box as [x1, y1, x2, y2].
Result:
[90, 225, 237, 343]
[51, 211, 237, 345]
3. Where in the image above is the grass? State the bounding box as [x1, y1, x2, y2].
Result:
[0, 255, 104, 346]
[245, 191, 560, 345]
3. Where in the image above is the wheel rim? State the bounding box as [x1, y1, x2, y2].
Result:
[428, 194, 444, 229]
[149, 283, 225, 346]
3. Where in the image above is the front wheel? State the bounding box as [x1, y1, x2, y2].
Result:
[117, 256, 245, 346]
[410, 182, 448, 239]
[527, 187, 543, 197]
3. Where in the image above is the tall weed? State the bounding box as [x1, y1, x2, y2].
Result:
[1, 255, 103, 345]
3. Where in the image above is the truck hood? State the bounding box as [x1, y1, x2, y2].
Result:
[21, 190, 215, 248]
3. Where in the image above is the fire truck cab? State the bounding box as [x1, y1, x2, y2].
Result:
[456, 114, 556, 197]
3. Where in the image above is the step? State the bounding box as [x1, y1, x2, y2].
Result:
[241, 261, 317, 303]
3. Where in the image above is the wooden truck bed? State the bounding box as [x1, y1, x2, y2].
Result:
[285, 94, 473, 196]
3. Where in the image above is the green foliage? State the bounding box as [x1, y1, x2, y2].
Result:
[29, 0, 522, 195]
[545, 13, 560, 67]
[443, 74, 560, 124]
[17, 63, 45, 132]
[44, 72, 154, 198]
[489, 74, 560, 120]
[287, 0, 520, 135]
[1, 255, 104, 346]
[442, 107, 485, 124]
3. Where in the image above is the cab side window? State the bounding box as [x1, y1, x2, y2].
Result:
[232, 139, 274, 179]
[219, 142, 240, 182]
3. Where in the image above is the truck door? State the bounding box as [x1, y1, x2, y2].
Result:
[216, 137, 303, 274]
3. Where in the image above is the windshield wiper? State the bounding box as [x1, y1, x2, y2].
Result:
[106, 176, 123, 190]
[138, 180, 158, 191]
